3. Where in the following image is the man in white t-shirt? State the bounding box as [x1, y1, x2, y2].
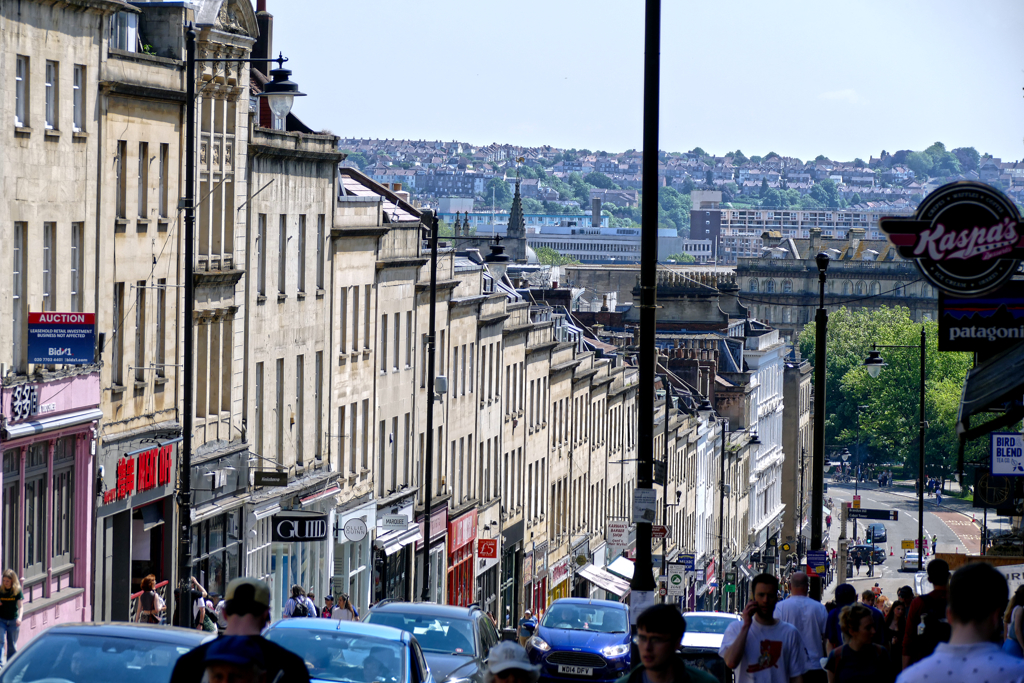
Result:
[773, 572, 827, 683]
[897, 562, 1024, 683]
[720, 572, 805, 683]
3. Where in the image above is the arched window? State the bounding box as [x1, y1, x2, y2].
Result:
[871, 281, 881, 295]
[894, 282, 904, 296]
[765, 279, 776, 293]
[855, 282, 864, 296]
[750, 279, 759, 293]
[842, 281, 850, 295]
[827, 280, 836, 293]
[782, 280, 793, 293]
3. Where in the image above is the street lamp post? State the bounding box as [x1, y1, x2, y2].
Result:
[177, 30, 302, 628]
[809, 252, 829, 601]
[863, 327, 926, 571]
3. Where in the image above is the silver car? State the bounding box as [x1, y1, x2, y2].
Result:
[900, 551, 921, 572]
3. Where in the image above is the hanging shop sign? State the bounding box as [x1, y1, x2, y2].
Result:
[880, 181, 1023, 297]
[272, 512, 329, 542]
[27, 312, 96, 365]
[343, 518, 368, 542]
[992, 433, 1024, 476]
[550, 556, 571, 585]
[478, 539, 498, 559]
[449, 509, 478, 553]
[938, 282, 1024, 353]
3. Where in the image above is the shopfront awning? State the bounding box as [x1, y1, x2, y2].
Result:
[957, 342, 1024, 451]
[577, 564, 631, 597]
[3, 407, 103, 441]
[375, 524, 423, 556]
[607, 556, 635, 581]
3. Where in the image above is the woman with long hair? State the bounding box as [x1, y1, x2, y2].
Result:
[135, 574, 166, 624]
[0, 570, 24, 665]
[331, 594, 357, 621]
[1003, 584, 1024, 657]
[884, 600, 908, 672]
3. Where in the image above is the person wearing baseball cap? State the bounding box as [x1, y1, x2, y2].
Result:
[486, 642, 540, 683]
[170, 577, 310, 683]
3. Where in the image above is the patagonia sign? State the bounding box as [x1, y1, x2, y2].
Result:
[880, 181, 1024, 297]
[272, 512, 329, 542]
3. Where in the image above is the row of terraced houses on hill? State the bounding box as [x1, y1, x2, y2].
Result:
[1, 0, 826, 648]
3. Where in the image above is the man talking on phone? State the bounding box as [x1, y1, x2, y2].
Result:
[720, 573, 805, 683]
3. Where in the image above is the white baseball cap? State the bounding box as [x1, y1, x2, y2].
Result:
[488, 642, 541, 676]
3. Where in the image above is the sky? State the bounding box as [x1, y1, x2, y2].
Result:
[266, 0, 1024, 162]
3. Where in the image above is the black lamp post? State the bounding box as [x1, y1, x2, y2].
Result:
[177, 30, 302, 629]
[809, 252, 829, 601]
[863, 328, 926, 571]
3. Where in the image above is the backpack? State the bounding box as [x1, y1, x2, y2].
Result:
[913, 594, 950, 660]
[292, 597, 310, 618]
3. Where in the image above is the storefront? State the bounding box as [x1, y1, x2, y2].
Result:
[476, 537, 499, 619]
[499, 519, 522, 629]
[522, 551, 534, 614]
[532, 542, 548, 615]
[373, 496, 421, 603]
[1, 372, 100, 644]
[415, 503, 448, 603]
[333, 497, 376, 614]
[447, 509, 477, 607]
[94, 430, 180, 622]
[548, 555, 571, 602]
[570, 539, 590, 597]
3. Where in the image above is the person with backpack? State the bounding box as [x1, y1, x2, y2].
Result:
[135, 574, 166, 624]
[283, 585, 316, 618]
[897, 562, 1024, 682]
[902, 559, 950, 668]
[825, 603, 893, 683]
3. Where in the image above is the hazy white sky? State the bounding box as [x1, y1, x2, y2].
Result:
[266, 0, 1024, 161]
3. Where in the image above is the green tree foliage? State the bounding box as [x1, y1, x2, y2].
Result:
[666, 252, 696, 263]
[728, 150, 749, 165]
[749, 155, 763, 165]
[759, 177, 769, 198]
[567, 172, 592, 206]
[850, 192, 862, 205]
[952, 147, 980, 173]
[798, 307, 983, 476]
[521, 198, 544, 213]
[340, 150, 369, 169]
[484, 177, 513, 210]
[585, 172, 618, 189]
[852, 158, 866, 168]
[691, 147, 707, 158]
[657, 186, 692, 237]
[905, 151, 934, 179]
[815, 154, 830, 162]
[534, 246, 579, 266]
[809, 178, 840, 208]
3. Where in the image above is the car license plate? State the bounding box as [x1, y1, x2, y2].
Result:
[557, 665, 593, 676]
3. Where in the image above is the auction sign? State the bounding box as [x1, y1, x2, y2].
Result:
[28, 312, 95, 364]
[880, 181, 1023, 297]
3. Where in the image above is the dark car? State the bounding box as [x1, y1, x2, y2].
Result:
[866, 523, 887, 543]
[364, 602, 499, 683]
[0, 622, 210, 683]
[525, 598, 631, 683]
[850, 544, 886, 564]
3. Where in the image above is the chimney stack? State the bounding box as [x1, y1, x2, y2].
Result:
[254, 1, 274, 79]
[592, 198, 602, 228]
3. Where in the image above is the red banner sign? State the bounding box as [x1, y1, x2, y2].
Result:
[449, 509, 478, 553]
[103, 443, 174, 505]
[478, 538, 498, 559]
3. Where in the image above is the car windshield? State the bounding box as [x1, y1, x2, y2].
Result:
[684, 616, 735, 635]
[265, 630, 407, 683]
[364, 612, 477, 657]
[540, 605, 628, 633]
[0, 632, 196, 683]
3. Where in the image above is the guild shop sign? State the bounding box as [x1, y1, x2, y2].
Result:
[273, 512, 329, 542]
[102, 443, 174, 505]
[880, 181, 1023, 296]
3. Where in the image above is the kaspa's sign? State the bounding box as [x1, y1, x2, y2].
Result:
[272, 512, 329, 542]
[880, 181, 1024, 297]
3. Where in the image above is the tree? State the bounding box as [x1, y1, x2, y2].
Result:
[340, 150, 369, 169]
[815, 154, 830, 162]
[952, 147, 980, 173]
[765, 151, 780, 160]
[850, 192, 862, 205]
[749, 155, 763, 165]
[521, 198, 544, 213]
[534, 246, 579, 266]
[759, 177, 770, 198]
[484, 177, 513, 210]
[809, 178, 840, 208]
[705, 170, 714, 186]
[729, 149, 749, 165]
[852, 158, 866, 168]
[691, 147, 707, 157]
[666, 252, 696, 263]
[584, 172, 617, 189]
[905, 151, 934, 179]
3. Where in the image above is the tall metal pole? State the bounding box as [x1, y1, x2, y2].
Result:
[421, 211, 439, 601]
[917, 328, 926, 571]
[631, 0, 660, 609]
[717, 419, 726, 611]
[176, 28, 197, 630]
[799, 447, 805, 560]
[809, 254, 828, 601]
[661, 378, 669, 583]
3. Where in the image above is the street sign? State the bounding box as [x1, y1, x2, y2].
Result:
[633, 489, 657, 523]
[806, 550, 827, 577]
[847, 508, 898, 520]
[652, 525, 669, 539]
[254, 470, 288, 487]
[668, 565, 686, 596]
[901, 540, 915, 550]
[724, 584, 737, 593]
[677, 553, 695, 571]
[659, 587, 667, 597]
[654, 460, 667, 487]
[767, 537, 777, 548]
[852, 495, 861, 509]
[781, 543, 791, 552]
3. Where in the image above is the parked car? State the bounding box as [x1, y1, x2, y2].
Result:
[265, 617, 434, 683]
[679, 612, 740, 683]
[901, 551, 922, 572]
[363, 602, 498, 683]
[866, 523, 887, 543]
[526, 598, 631, 683]
[0, 622, 210, 683]
[849, 544, 886, 564]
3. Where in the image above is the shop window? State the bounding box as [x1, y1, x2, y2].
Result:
[191, 509, 241, 598]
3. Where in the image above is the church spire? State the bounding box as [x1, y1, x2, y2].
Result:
[507, 178, 525, 241]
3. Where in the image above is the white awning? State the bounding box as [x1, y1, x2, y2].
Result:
[3, 407, 103, 440]
[375, 523, 423, 556]
[607, 556, 635, 580]
[578, 563, 631, 597]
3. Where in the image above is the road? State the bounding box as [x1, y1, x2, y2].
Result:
[822, 482, 984, 601]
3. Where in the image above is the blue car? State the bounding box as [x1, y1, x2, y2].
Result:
[264, 617, 435, 683]
[526, 598, 631, 683]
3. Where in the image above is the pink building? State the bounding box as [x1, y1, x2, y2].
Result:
[1, 371, 100, 646]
